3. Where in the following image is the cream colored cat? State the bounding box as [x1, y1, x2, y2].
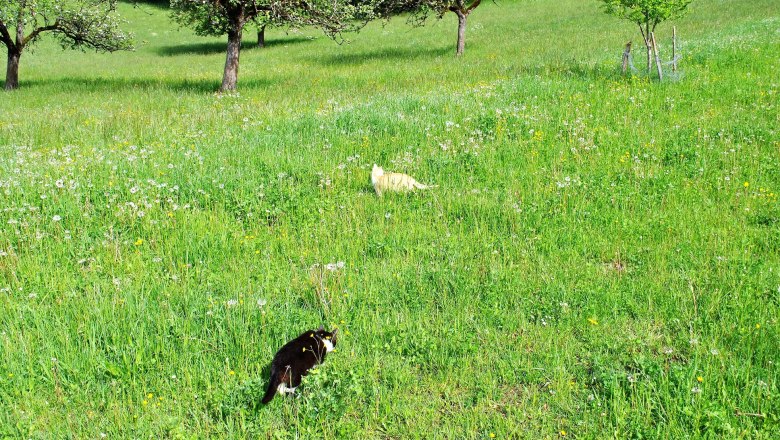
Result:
[371, 164, 437, 197]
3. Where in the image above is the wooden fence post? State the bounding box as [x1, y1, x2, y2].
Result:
[622, 41, 632, 74]
[672, 27, 677, 72]
[651, 32, 663, 81]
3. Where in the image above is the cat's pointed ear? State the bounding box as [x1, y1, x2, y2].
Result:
[318, 324, 324, 332]
[332, 328, 338, 337]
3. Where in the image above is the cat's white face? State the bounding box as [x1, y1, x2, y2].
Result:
[322, 339, 335, 353]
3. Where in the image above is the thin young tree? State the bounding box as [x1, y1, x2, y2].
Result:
[256, 22, 267, 48]
[253, 10, 273, 49]
[0, 0, 133, 91]
[599, 0, 692, 74]
[170, 0, 376, 92]
[376, 0, 484, 56]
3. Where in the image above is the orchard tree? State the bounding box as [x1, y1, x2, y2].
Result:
[599, 0, 692, 73]
[377, 0, 484, 56]
[0, 0, 133, 90]
[170, 0, 376, 92]
[253, 10, 274, 48]
[256, 20, 267, 48]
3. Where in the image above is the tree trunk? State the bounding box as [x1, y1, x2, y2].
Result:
[221, 27, 243, 92]
[644, 37, 652, 74]
[257, 25, 265, 48]
[5, 49, 20, 91]
[456, 12, 467, 56]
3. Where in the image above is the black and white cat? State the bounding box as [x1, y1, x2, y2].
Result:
[261, 325, 338, 404]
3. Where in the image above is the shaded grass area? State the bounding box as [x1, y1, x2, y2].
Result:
[156, 37, 314, 56]
[0, 0, 779, 438]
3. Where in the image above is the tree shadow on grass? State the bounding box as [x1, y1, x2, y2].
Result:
[515, 60, 630, 82]
[156, 37, 313, 56]
[22, 75, 272, 93]
[317, 46, 453, 66]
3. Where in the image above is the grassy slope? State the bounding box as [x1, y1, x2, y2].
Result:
[0, 0, 778, 438]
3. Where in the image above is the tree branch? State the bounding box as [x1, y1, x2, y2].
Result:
[23, 23, 61, 47]
[466, 0, 482, 13]
[16, 0, 28, 46]
[0, 20, 13, 49]
[637, 22, 647, 43]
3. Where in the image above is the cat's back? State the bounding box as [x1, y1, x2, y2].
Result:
[272, 330, 314, 364]
[379, 172, 415, 189]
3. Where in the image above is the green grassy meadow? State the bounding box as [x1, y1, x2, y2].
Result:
[1, 0, 779, 437]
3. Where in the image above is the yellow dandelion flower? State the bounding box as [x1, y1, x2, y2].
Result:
[755, 324, 761, 329]
[134, 239, 143, 246]
[744, 182, 749, 188]
[489, 433, 496, 438]
[588, 318, 599, 326]
[560, 430, 567, 437]
[229, 370, 235, 376]
[697, 376, 703, 382]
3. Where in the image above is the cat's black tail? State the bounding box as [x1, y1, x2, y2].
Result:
[262, 373, 279, 404]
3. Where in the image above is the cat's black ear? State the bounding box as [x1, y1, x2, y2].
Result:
[317, 324, 324, 332]
[332, 328, 338, 336]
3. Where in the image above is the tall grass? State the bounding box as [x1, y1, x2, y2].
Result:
[1, 0, 778, 437]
